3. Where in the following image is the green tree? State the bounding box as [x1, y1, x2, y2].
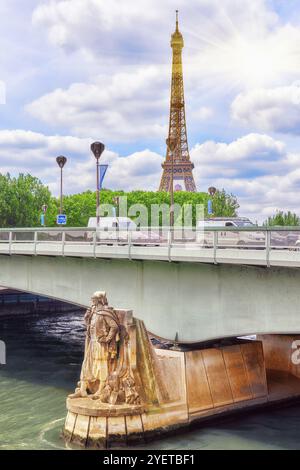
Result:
[46, 188, 239, 227]
[0, 173, 53, 227]
[264, 211, 300, 227]
[0, 173, 240, 228]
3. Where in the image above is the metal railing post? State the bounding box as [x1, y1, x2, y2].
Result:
[128, 230, 132, 260]
[213, 231, 218, 264]
[34, 231, 38, 256]
[266, 230, 271, 268]
[62, 231, 66, 257]
[93, 230, 97, 259]
[9, 231, 12, 256]
[168, 228, 172, 262]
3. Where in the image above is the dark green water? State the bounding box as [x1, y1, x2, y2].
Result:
[1, 311, 300, 450]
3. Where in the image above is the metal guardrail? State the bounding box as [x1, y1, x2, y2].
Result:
[0, 227, 299, 252]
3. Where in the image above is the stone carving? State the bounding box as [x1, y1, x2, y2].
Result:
[69, 291, 140, 405]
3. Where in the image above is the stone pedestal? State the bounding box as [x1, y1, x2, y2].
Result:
[64, 401, 145, 447]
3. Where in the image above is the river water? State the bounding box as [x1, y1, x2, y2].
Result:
[1, 310, 300, 450]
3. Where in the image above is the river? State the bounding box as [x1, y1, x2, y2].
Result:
[0, 310, 300, 450]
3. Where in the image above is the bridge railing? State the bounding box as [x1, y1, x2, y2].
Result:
[0, 227, 300, 257]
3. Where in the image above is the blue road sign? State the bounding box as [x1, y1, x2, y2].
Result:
[57, 214, 67, 225]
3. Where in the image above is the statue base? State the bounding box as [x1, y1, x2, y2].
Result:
[63, 401, 146, 448]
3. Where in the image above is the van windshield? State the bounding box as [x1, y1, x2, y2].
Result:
[234, 220, 254, 227]
[118, 221, 136, 230]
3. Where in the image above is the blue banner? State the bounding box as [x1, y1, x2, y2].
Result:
[208, 199, 213, 215]
[99, 164, 109, 189]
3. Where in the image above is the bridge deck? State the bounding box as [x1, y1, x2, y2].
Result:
[0, 241, 300, 268]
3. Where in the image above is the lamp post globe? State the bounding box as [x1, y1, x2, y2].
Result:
[56, 156, 67, 169]
[91, 142, 105, 161]
[91, 142, 105, 226]
[208, 186, 217, 197]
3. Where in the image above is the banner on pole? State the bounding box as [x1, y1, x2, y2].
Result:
[99, 165, 109, 189]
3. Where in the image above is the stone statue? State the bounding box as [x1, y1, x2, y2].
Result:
[69, 291, 140, 405]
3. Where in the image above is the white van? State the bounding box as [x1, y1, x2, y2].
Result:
[197, 217, 265, 247]
[87, 217, 137, 231]
[87, 217, 160, 245]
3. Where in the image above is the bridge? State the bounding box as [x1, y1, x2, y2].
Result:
[1, 226, 300, 342]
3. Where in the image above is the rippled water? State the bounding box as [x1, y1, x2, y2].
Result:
[1, 310, 300, 450]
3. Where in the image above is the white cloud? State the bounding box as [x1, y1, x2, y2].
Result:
[32, 0, 276, 58]
[2, 129, 300, 223]
[31, 0, 300, 92]
[0, 81, 6, 105]
[190, 133, 300, 222]
[26, 66, 168, 141]
[27, 0, 300, 150]
[3, 1, 300, 224]
[231, 84, 300, 134]
[0, 129, 162, 194]
[190, 106, 214, 121]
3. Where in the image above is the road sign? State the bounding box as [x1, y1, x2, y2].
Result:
[57, 214, 67, 225]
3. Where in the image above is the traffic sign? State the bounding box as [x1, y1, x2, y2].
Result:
[57, 214, 67, 225]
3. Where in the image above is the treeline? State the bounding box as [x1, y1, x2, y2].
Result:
[2, 173, 300, 228]
[264, 211, 300, 227]
[55, 188, 239, 227]
[0, 173, 240, 227]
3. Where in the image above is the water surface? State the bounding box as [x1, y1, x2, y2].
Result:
[0, 311, 299, 450]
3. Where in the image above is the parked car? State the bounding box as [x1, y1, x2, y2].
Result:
[197, 217, 265, 248]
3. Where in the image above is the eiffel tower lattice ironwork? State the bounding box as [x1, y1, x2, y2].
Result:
[159, 11, 197, 192]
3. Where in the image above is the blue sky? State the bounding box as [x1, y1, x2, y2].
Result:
[2, 0, 300, 221]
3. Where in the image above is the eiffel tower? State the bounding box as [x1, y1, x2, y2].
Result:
[159, 11, 197, 192]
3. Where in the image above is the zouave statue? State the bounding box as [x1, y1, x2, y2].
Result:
[69, 291, 140, 406]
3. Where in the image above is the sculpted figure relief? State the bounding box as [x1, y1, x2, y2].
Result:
[69, 291, 140, 406]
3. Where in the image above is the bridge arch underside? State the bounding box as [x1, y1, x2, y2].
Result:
[0, 254, 300, 343]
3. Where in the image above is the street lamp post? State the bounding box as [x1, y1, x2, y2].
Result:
[91, 142, 105, 226]
[208, 186, 217, 217]
[166, 137, 178, 229]
[56, 156, 67, 215]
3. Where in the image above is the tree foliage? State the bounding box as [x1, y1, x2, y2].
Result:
[0, 174, 239, 228]
[46, 188, 239, 227]
[0, 174, 53, 227]
[264, 211, 300, 227]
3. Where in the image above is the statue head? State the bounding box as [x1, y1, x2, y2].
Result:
[91, 291, 108, 307]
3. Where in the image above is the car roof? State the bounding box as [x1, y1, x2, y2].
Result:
[204, 217, 250, 221]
